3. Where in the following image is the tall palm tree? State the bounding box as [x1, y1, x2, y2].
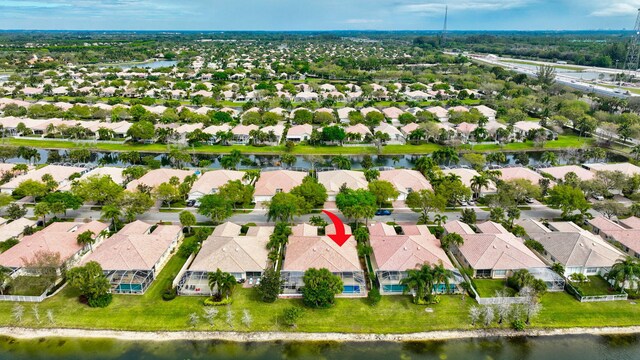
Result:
[401, 268, 427, 304]
[541, 151, 557, 166]
[76, 230, 95, 252]
[431, 263, 453, 295]
[101, 205, 122, 231]
[433, 214, 448, 227]
[208, 268, 237, 300]
[470, 174, 489, 199]
[607, 257, 640, 291]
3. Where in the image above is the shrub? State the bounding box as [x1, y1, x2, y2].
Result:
[162, 287, 177, 301]
[87, 293, 112, 308]
[367, 287, 382, 306]
[283, 306, 304, 327]
[203, 297, 233, 306]
[524, 239, 544, 253]
[511, 318, 526, 331]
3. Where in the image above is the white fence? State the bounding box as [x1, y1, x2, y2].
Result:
[476, 295, 529, 305]
[172, 253, 196, 288]
[0, 293, 47, 302]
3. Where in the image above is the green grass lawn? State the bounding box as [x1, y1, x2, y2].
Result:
[8, 276, 51, 296]
[2, 133, 592, 156]
[2, 252, 640, 332]
[574, 276, 620, 296]
[473, 279, 516, 298]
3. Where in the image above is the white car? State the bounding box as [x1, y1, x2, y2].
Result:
[592, 194, 604, 201]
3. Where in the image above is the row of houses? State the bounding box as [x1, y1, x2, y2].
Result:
[0, 219, 183, 295]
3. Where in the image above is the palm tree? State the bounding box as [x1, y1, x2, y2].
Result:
[242, 169, 261, 185]
[440, 233, 464, 250]
[431, 263, 453, 295]
[433, 214, 448, 227]
[470, 174, 489, 199]
[431, 148, 459, 166]
[400, 268, 427, 304]
[77, 230, 95, 251]
[607, 257, 640, 291]
[541, 151, 557, 166]
[331, 155, 351, 170]
[101, 205, 122, 231]
[207, 268, 237, 300]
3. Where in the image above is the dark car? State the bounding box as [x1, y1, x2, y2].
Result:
[375, 209, 391, 216]
[186, 199, 196, 207]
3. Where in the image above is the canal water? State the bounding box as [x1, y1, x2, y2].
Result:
[0, 334, 638, 359]
[4, 149, 627, 170]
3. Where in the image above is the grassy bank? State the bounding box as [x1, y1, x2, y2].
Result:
[1, 252, 640, 333]
[3, 134, 593, 156]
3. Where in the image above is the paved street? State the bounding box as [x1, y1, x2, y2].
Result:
[21, 203, 568, 227]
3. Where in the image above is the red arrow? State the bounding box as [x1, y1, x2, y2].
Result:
[322, 210, 351, 247]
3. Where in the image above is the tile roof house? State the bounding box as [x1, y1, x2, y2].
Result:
[374, 123, 405, 144]
[82, 221, 183, 294]
[0, 221, 109, 270]
[317, 170, 368, 201]
[524, 220, 625, 277]
[286, 124, 313, 142]
[584, 163, 640, 177]
[378, 169, 431, 200]
[443, 220, 546, 279]
[0, 165, 87, 194]
[231, 124, 259, 144]
[538, 165, 595, 182]
[126, 169, 194, 192]
[59, 166, 126, 191]
[369, 222, 462, 294]
[0, 217, 36, 243]
[253, 170, 307, 202]
[178, 222, 273, 295]
[281, 223, 365, 297]
[498, 167, 549, 186]
[188, 170, 245, 200]
[588, 216, 640, 258]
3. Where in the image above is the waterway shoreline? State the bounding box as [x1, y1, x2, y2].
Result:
[1, 326, 640, 343]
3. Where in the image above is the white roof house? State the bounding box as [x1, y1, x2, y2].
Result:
[188, 170, 245, 200]
[0, 165, 87, 194]
[378, 169, 431, 200]
[59, 166, 125, 191]
[318, 170, 368, 201]
[374, 123, 405, 144]
[286, 124, 313, 142]
[126, 169, 194, 192]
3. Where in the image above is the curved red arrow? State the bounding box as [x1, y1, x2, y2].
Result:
[322, 210, 351, 247]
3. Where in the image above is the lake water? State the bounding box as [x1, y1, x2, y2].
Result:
[119, 60, 178, 70]
[1, 334, 639, 359]
[5, 149, 626, 170]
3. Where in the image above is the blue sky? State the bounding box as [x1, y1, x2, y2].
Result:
[0, 0, 639, 30]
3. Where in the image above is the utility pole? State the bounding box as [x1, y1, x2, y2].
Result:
[441, 5, 448, 48]
[622, 8, 640, 86]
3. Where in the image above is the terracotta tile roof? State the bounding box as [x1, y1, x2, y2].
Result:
[0, 221, 108, 268]
[499, 167, 547, 184]
[188, 222, 272, 273]
[619, 216, 640, 230]
[283, 223, 360, 272]
[189, 170, 244, 196]
[317, 170, 368, 195]
[584, 163, 640, 177]
[457, 233, 546, 271]
[530, 231, 624, 268]
[443, 220, 475, 235]
[476, 221, 510, 234]
[0, 217, 36, 243]
[369, 223, 455, 271]
[126, 168, 194, 191]
[538, 165, 595, 181]
[378, 169, 431, 194]
[253, 170, 306, 197]
[83, 221, 182, 271]
[588, 216, 625, 232]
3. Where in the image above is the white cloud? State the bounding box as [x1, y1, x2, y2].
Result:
[397, 0, 535, 14]
[590, 1, 640, 17]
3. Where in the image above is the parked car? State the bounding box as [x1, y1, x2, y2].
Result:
[592, 194, 604, 201]
[459, 200, 468, 206]
[186, 199, 196, 207]
[525, 197, 534, 204]
[375, 209, 391, 216]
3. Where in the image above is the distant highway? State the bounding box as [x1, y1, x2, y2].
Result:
[465, 53, 635, 99]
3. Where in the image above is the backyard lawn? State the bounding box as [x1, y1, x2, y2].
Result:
[473, 279, 516, 297]
[2, 253, 640, 333]
[574, 276, 620, 296]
